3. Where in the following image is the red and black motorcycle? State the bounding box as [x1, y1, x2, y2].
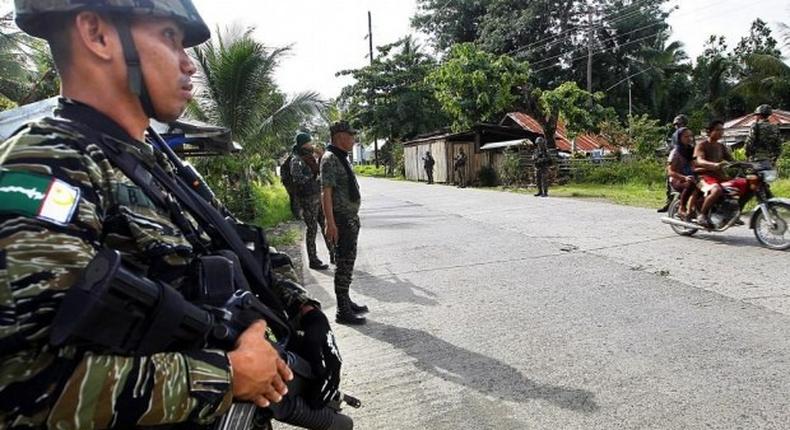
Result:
[662, 161, 789, 250]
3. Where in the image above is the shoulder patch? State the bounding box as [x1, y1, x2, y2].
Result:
[0, 170, 80, 225]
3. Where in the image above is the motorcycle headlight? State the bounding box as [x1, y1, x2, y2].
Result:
[762, 170, 778, 183]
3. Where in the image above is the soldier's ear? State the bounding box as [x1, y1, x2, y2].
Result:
[73, 11, 117, 62]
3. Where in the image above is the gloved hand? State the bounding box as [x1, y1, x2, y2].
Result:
[300, 308, 342, 408]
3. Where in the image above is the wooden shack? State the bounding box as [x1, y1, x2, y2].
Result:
[403, 124, 533, 184]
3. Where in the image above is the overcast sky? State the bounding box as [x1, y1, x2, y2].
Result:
[192, 0, 790, 100]
[3, 0, 789, 99]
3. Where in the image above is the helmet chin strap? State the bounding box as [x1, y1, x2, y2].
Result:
[113, 18, 158, 119]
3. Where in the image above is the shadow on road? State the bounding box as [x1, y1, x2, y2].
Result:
[352, 320, 599, 413]
[353, 271, 439, 307]
[693, 233, 763, 249]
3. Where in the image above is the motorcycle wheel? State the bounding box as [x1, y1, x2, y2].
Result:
[753, 202, 790, 251]
[668, 198, 698, 236]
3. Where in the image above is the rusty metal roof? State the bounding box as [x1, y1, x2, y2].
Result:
[724, 109, 790, 129]
[503, 112, 613, 153]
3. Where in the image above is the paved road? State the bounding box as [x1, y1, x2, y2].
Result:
[298, 177, 790, 430]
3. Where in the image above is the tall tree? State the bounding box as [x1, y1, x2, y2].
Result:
[190, 25, 324, 221]
[412, 0, 487, 51]
[427, 42, 530, 131]
[337, 36, 448, 141]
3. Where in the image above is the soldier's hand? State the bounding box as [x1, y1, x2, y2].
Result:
[228, 320, 293, 408]
[325, 222, 339, 245]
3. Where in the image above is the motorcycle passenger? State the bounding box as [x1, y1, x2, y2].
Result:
[667, 127, 698, 220]
[693, 120, 748, 228]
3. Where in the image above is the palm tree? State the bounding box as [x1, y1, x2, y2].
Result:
[731, 53, 790, 109]
[631, 34, 692, 121]
[189, 25, 325, 221]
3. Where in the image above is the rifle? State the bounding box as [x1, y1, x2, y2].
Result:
[50, 249, 360, 430]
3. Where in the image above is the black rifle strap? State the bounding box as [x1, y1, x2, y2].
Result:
[47, 118, 290, 334]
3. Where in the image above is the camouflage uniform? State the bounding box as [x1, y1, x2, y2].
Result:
[0, 99, 316, 428]
[290, 153, 331, 266]
[532, 140, 552, 197]
[746, 120, 783, 163]
[319, 150, 361, 296]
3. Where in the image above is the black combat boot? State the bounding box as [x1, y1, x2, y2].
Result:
[336, 293, 366, 325]
[349, 295, 369, 314]
[309, 259, 329, 270]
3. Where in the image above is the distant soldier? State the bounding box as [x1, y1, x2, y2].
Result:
[533, 137, 552, 197]
[280, 154, 301, 219]
[454, 148, 467, 188]
[291, 132, 332, 270]
[423, 150, 435, 184]
[746, 104, 783, 164]
[321, 121, 368, 325]
[658, 114, 688, 212]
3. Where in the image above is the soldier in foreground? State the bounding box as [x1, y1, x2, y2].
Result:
[746, 104, 783, 164]
[0, 1, 342, 428]
[291, 132, 332, 270]
[321, 121, 369, 325]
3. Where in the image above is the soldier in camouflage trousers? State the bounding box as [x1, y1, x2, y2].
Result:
[0, 1, 339, 428]
[290, 132, 332, 270]
[321, 121, 368, 325]
[746, 105, 784, 164]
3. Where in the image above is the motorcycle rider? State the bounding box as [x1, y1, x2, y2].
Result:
[667, 127, 698, 220]
[693, 120, 748, 228]
[658, 114, 689, 212]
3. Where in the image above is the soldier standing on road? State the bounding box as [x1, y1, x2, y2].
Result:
[281, 154, 302, 219]
[454, 148, 467, 188]
[0, 1, 341, 427]
[322, 121, 369, 325]
[533, 137, 552, 197]
[291, 132, 332, 270]
[423, 150, 435, 184]
[746, 104, 783, 164]
[658, 114, 688, 212]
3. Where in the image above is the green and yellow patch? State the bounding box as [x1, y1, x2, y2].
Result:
[0, 170, 80, 225]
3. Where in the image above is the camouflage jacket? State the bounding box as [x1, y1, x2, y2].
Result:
[320, 151, 360, 218]
[746, 121, 783, 162]
[289, 153, 321, 197]
[0, 99, 314, 429]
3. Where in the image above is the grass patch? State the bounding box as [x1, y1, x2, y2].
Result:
[353, 165, 388, 177]
[268, 227, 300, 248]
[551, 183, 666, 208]
[252, 181, 294, 228]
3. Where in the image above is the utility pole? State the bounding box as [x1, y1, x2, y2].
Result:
[368, 10, 379, 168]
[628, 77, 633, 136]
[587, 3, 594, 106]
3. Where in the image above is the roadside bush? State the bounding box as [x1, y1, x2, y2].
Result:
[501, 148, 525, 186]
[252, 181, 293, 228]
[478, 166, 498, 187]
[573, 159, 665, 186]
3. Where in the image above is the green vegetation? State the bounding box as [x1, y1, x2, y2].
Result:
[252, 182, 294, 228]
[268, 227, 300, 248]
[354, 165, 392, 178]
[550, 183, 666, 208]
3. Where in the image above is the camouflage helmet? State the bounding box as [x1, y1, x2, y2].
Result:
[14, 0, 210, 48]
[672, 114, 688, 127]
[754, 104, 773, 117]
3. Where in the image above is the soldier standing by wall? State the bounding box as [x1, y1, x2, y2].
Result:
[746, 105, 783, 164]
[454, 148, 467, 188]
[321, 121, 369, 325]
[291, 132, 332, 270]
[423, 150, 435, 184]
[533, 137, 552, 197]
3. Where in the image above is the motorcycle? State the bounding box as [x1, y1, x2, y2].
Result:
[661, 161, 790, 250]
